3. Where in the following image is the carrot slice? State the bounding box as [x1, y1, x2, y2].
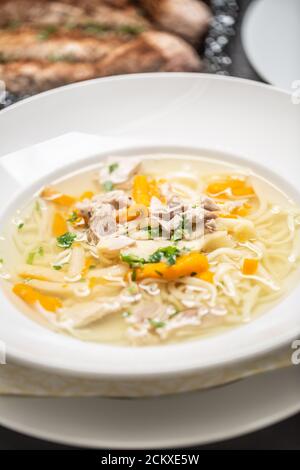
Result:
[132, 175, 164, 206]
[242, 258, 259, 275]
[80, 191, 94, 201]
[206, 177, 255, 199]
[13, 283, 62, 312]
[136, 253, 209, 281]
[52, 212, 67, 237]
[116, 204, 149, 223]
[196, 270, 214, 283]
[41, 186, 76, 207]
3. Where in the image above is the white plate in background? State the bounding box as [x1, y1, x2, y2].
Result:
[242, 0, 300, 91]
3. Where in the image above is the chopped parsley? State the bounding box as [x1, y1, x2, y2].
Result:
[128, 283, 138, 295]
[169, 309, 180, 319]
[108, 162, 119, 174]
[35, 200, 41, 214]
[148, 246, 180, 265]
[121, 246, 182, 270]
[149, 319, 166, 329]
[5, 20, 21, 30]
[81, 22, 111, 35]
[117, 24, 145, 36]
[131, 268, 137, 281]
[120, 254, 146, 268]
[52, 265, 62, 271]
[38, 246, 44, 256]
[26, 246, 44, 265]
[47, 53, 77, 63]
[67, 211, 79, 223]
[122, 310, 132, 318]
[37, 26, 58, 40]
[80, 22, 144, 37]
[56, 232, 77, 248]
[17, 222, 24, 230]
[103, 181, 114, 192]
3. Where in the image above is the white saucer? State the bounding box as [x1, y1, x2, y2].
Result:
[0, 367, 299, 449]
[242, 0, 300, 91]
[0, 73, 299, 446]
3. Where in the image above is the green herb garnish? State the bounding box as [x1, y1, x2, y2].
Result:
[35, 200, 41, 214]
[120, 254, 146, 268]
[5, 20, 21, 30]
[128, 283, 138, 295]
[103, 181, 114, 192]
[149, 319, 166, 329]
[81, 22, 111, 35]
[67, 211, 79, 223]
[53, 265, 62, 271]
[56, 232, 77, 248]
[148, 246, 180, 265]
[17, 222, 24, 230]
[38, 246, 44, 256]
[79, 22, 144, 37]
[26, 246, 44, 265]
[116, 24, 144, 36]
[122, 310, 132, 318]
[26, 252, 35, 265]
[108, 163, 119, 174]
[37, 26, 58, 40]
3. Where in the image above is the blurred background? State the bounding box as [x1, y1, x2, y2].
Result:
[0, 0, 261, 108]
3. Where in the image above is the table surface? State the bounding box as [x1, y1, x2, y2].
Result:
[0, 0, 299, 450]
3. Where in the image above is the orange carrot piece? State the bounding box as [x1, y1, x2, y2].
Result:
[132, 175, 164, 206]
[136, 253, 209, 281]
[41, 186, 76, 207]
[242, 258, 259, 275]
[81, 257, 95, 277]
[196, 270, 214, 283]
[206, 177, 255, 199]
[132, 175, 151, 206]
[79, 191, 94, 201]
[52, 212, 67, 237]
[13, 283, 61, 312]
[164, 253, 208, 280]
[116, 204, 149, 223]
[136, 262, 168, 281]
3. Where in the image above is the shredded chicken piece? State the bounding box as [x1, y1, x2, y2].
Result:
[58, 299, 122, 329]
[98, 235, 136, 254]
[76, 190, 130, 217]
[87, 203, 117, 244]
[98, 157, 142, 185]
